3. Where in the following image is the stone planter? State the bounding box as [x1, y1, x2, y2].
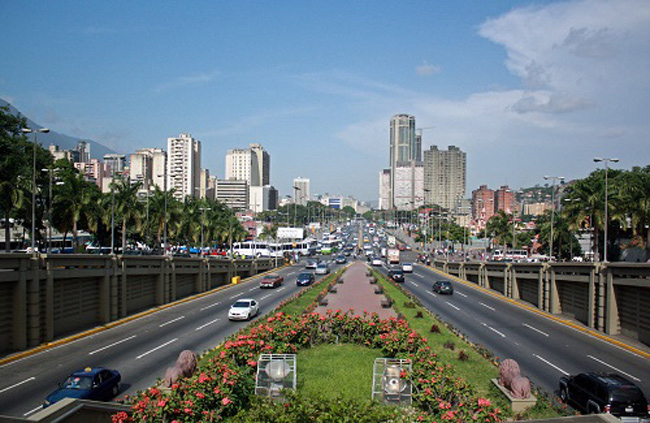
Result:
[491, 379, 537, 413]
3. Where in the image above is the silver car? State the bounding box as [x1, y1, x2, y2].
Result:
[315, 263, 330, 275]
[228, 299, 259, 321]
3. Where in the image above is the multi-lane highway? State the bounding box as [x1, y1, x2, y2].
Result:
[0, 259, 344, 418]
[377, 253, 650, 397]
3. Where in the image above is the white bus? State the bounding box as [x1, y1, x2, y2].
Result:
[232, 241, 271, 258]
[266, 240, 316, 257]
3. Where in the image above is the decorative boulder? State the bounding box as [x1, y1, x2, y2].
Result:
[510, 375, 531, 399]
[163, 350, 197, 387]
[499, 359, 520, 390]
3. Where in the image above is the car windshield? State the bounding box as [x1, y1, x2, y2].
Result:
[317, 264, 327, 268]
[232, 301, 251, 308]
[263, 275, 277, 279]
[298, 273, 311, 278]
[63, 375, 93, 390]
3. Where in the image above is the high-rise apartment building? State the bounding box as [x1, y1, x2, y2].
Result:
[472, 185, 496, 228]
[225, 143, 270, 187]
[423, 145, 466, 211]
[378, 169, 391, 210]
[167, 133, 201, 201]
[76, 141, 90, 163]
[293, 177, 310, 206]
[495, 185, 515, 214]
[393, 163, 424, 210]
[389, 114, 418, 210]
[216, 179, 249, 210]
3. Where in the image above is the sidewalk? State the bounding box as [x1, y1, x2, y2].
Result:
[315, 261, 396, 319]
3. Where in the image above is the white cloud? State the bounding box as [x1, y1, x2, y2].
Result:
[154, 70, 221, 93]
[415, 62, 441, 76]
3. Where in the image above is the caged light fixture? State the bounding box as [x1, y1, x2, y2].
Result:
[255, 353, 297, 399]
[372, 358, 412, 406]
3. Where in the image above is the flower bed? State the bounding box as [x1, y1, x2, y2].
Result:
[116, 306, 502, 422]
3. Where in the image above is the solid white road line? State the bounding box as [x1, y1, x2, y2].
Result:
[159, 316, 185, 327]
[523, 323, 549, 337]
[200, 302, 220, 311]
[481, 322, 506, 338]
[533, 354, 569, 375]
[136, 339, 178, 360]
[195, 318, 221, 331]
[446, 302, 460, 311]
[89, 335, 137, 355]
[456, 291, 467, 298]
[587, 355, 641, 381]
[230, 292, 244, 299]
[479, 302, 495, 311]
[0, 377, 35, 394]
[409, 281, 419, 287]
[23, 405, 43, 416]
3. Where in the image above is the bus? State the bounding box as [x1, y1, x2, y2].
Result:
[232, 241, 271, 258]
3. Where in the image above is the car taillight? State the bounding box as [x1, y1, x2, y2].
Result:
[647, 404, 650, 414]
[604, 404, 611, 413]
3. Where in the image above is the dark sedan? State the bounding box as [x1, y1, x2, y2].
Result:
[44, 367, 121, 408]
[432, 280, 453, 294]
[389, 269, 405, 283]
[296, 272, 315, 286]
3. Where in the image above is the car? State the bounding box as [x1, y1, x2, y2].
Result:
[559, 372, 649, 419]
[315, 263, 330, 275]
[401, 263, 414, 273]
[371, 257, 383, 266]
[43, 367, 121, 408]
[296, 272, 315, 286]
[432, 280, 453, 294]
[260, 274, 283, 288]
[228, 299, 259, 321]
[389, 269, 405, 283]
[305, 260, 319, 269]
[335, 255, 347, 264]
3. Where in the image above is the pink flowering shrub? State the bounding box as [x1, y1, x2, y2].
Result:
[117, 310, 501, 422]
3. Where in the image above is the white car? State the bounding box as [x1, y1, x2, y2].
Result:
[371, 257, 383, 266]
[402, 263, 414, 273]
[228, 299, 259, 321]
[315, 263, 330, 275]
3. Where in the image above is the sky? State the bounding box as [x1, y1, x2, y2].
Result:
[2, 0, 649, 204]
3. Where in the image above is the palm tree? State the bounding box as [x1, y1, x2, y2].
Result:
[618, 166, 650, 257]
[486, 210, 511, 254]
[54, 170, 97, 252]
[111, 176, 143, 252]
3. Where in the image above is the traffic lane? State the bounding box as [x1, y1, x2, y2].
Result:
[407, 265, 650, 395]
[0, 263, 330, 417]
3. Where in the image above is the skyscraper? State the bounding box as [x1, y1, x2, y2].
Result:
[225, 143, 270, 187]
[423, 145, 466, 211]
[167, 133, 201, 201]
[387, 114, 420, 210]
[293, 177, 310, 206]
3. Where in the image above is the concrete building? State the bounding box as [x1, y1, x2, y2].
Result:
[423, 145, 466, 211]
[49, 145, 78, 163]
[167, 133, 201, 201]
[472, 185, 496, 228]
[225, 143, 270, 187]
[389, 114, 418, 209]
[250, 185, 279, 213]
[378, 169, 391, 210]
[74, 159, 103, 189]
[199, 169, 215, 200]
[495, 185, 516, 214]
[103, 154, 126, 176]
[525, 202, 551, 216]
[216, 179, 249, 210]
[76, 141, 90, 163]
[293, 177, 310, 206]
[393, 162, 424, 211]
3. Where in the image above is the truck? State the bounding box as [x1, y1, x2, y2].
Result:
[387, 248, 400, 264]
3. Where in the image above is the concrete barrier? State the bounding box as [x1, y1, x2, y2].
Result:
[0, 254, 276, 355]
[431, 261, 650, 347]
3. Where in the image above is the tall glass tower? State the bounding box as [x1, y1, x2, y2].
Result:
[389, 114, 417, 209]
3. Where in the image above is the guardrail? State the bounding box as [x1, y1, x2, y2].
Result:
[431, 260, 650, 347]
[0, 254, 277, 355]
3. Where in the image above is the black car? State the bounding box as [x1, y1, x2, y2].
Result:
[44, 367, 121, 408]
[335, 255, 347, 264]
[559, 372, 649, 418]
[432, 280, 453, 294]
[389, 269, 405, 283]
[296, 272, 315, 286]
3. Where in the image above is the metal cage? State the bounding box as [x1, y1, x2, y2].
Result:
[255, 353, 297, 399]
[372, 358, 412, 406]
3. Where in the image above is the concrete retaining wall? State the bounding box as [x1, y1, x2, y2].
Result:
[0, 254, 275, 355]
[432, 261, 650, 347]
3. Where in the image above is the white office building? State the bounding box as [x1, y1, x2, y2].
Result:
[293, 177, 310, 206]
[216, 179, 249, 210]
[225, 143, 270, 187]
[167, 133, 201, 201]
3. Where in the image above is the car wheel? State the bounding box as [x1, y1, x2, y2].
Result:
[112, 384, 119, 397]
[559, 387, 568, 403]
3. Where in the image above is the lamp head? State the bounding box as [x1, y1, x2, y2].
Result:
[594, 157, 603, 162]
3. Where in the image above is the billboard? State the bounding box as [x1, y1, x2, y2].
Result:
[277, 227, 304, 239]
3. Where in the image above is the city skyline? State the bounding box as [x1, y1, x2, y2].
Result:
[2, 1, 649, 202]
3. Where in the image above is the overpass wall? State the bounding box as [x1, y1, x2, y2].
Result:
[0, 254, 275, 355]
[432, 261, 650, 347]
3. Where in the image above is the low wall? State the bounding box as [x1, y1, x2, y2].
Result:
[432, 261, 650, 347]
[0, 254, 276, 355]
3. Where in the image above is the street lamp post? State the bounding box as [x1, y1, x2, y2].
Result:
[543, 175, 565, 261]
[158, 167, 168, 255]
[21, 127, 50, 253]
[199, 207, 211, 252]
[293, 186, 301, 227]
[594, 158, 619, 262]
[110, 176, 116, 254]
[42, 168, 62, 253]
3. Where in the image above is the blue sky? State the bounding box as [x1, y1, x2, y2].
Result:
[2, 0, 649, 203]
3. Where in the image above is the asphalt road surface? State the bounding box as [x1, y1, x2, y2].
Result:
[0, 257, 346, 418]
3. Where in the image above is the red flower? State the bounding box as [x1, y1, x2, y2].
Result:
[222, 397, 232, 406]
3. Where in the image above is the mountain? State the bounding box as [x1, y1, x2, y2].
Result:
[1, 98, 118, 160]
